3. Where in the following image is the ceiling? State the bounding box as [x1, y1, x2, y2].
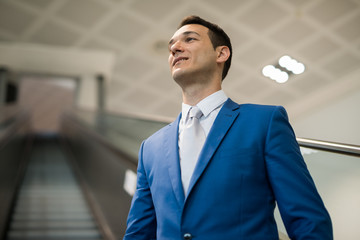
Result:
[0, 0, 360, 120]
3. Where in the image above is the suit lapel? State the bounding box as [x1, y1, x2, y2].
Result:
[165, 114, 185, 207]
[186, 99, 240, 198]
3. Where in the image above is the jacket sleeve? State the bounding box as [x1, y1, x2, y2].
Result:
[264, 106, 333, 239]
[123, 141, 157, 240]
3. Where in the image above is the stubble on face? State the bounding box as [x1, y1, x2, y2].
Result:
[168, 24, 218, 89]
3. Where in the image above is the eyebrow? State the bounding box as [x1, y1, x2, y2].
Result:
[168, 31, 201, 46]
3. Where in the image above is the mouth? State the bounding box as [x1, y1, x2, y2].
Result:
[173, 57, 189, 66]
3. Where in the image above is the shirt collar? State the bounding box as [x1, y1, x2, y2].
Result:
[181, 90, 228, 120]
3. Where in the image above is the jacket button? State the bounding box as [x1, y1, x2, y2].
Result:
[183, 233, 192, 239]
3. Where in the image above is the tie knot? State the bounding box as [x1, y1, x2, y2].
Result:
[189, 106, 203, 119]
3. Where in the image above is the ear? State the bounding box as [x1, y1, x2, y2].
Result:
[216, 46, 230, 64]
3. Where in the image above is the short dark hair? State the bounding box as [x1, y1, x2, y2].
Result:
[178, 15, 232, 80]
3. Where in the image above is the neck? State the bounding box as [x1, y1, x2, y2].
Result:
[174, 68, 223, 106]
[182, 82, 221, 106]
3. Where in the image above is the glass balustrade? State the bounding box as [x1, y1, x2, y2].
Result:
[69, 109, 360, 239]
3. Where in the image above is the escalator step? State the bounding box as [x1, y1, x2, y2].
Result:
[14, 205, 88, 212]
[12, 212, 93, 221]
[10, 220, 98, 230]
[7, 229, 102, 239]
[6, 136, 103, 240]
[14, 208, 89, 214]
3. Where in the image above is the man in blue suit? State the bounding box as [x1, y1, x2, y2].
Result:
[124, 16, 332, 240]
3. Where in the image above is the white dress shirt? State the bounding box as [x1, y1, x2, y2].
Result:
[178, 90, 228, 193]
[179, 89, 228, 138]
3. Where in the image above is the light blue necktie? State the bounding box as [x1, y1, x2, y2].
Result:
[180, 106, 206, 195]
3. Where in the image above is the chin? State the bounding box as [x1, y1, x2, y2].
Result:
[173, 74, 197, 89]
[172, 68, 186, 80]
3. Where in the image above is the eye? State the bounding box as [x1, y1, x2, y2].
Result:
[185, 37, 196, 42]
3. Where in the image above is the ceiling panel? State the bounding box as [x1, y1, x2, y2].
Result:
[238, 0, 288, 31]
[55, 0, 109, 28]
[323, 51, 360, 77]
[28, 20, 80, 46]
[270, 18, 315, 47]
[334, 12, 360, 43]
[145, 70, 177, 93]
[101, 13, 149, 45]
[222, 66, 249, 89]
[206, 0, 250, 14]
[130, 0, 179, 21]
[81, 39, 122, 53]
[221, 24, 251, 50]
[16, 0, 54, 10]
[0, 1, 36, 36]
[288, 71, 329, 93]
[286, 0, 312, 7]
[235, 75, 278, 99]
[308, 0, 359, 24]
[0, 0, 359, 120]
[261, 89, 297, 106]
[299, 36, 341, 62]
[167, 4, 222, 29]
[114, 55, 155, 80]
[237, 41, 278, 67]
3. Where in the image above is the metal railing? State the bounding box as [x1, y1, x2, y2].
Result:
[297, 137, 360, 157]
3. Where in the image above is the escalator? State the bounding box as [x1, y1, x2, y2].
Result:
[6, 135, 103, 240]
[1, 108, 143, 240]
[0, 108, 118, 240]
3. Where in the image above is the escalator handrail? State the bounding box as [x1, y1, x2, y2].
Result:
[297, 137, 360, 157]
[0, 110, 30, 148]
[69, 108, 360, 158]
[61, 112, 138, 165]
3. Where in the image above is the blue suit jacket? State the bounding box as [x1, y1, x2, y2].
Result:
[124, 99, 332, 240]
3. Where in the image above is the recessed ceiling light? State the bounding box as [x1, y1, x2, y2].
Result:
[262, 55, 305, 83]
[262, 65, 289, 83]
[278, 55, 305, 75]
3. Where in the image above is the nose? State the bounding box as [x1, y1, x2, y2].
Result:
[170, 40, 183, 55]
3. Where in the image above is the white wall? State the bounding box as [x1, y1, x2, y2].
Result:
[282, 90, 360, 239]
[292, 89, 360, 145]
[0, 43, 115, 111]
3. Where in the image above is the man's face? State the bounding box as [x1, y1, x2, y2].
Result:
[168, 24, 218, 83]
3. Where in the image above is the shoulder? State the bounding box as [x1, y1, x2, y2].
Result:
[233, 102, 287, 119]
[139, 118, 178, 164]
[145, 123, 171, 142]
[225, 102, 291, 135]
[239, 102, 283, 112]
[143, 116, 179, 145]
